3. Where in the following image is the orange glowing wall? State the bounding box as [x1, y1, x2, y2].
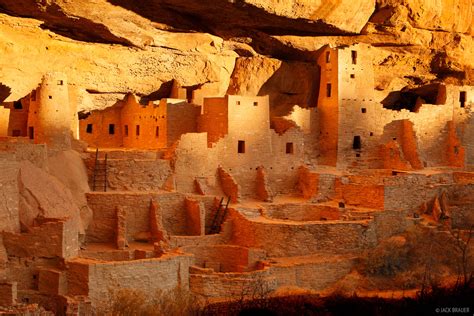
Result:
[198, 97, 228, 147]
[316, 46, 339, 166]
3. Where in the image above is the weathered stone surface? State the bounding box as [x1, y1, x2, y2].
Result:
[0, 14, 236, 108]
[18, 161, 83, 233]
[376, 0, 473, 35]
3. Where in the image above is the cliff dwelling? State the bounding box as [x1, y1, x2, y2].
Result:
[0, 1, 473, 315]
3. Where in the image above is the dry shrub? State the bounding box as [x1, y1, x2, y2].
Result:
[365, 236, 410, 276]
[104, 287, 206, 316]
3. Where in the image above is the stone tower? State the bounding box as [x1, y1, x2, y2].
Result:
[28, 73, 74, 149]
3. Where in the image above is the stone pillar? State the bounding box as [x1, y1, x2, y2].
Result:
[116, 206, 128, 250]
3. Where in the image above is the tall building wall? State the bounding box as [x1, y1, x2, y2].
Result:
[316, 46, 339, 166]
[28, 73, 75, 149]
[121, 95, 167, 149]
[0, 107, 10, 137]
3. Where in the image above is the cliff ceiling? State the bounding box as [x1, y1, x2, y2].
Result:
[0, 0, 472, 112]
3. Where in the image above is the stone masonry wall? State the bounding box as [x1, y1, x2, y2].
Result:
[67, 254, 193, 308]
[229, 209, 377, 257]
[86, 192, 216, 242]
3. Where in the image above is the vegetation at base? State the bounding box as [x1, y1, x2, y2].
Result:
[204, 283, 474, 316]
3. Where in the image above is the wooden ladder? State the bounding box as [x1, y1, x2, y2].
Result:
[92, 148, 108, 192]
[208, 196, 230, 234]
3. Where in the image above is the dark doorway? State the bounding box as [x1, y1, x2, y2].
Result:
[286, 142, 294, 154]
[351, 50, 358, 64]
[108, 124, 115, 135]
[353, 136, 361, 150]
[460, 91, 467, 108]
[86, 124, 93, 134]
[326, 83, 332, 98]
[28, 127, 34, 140]
[238, 140, 245, 153]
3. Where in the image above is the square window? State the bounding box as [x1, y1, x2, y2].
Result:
[370, 132, 374, 136]
[108, 124, 115, 135]
[48, 95, 52, 99]
[86, 124, 93, 134]
[361, 108, 366, 113]
[286, 142, 294, 154]
[13, 101, 22, 110]
[238, 140, 245, 153]
[253, 101, 258, 106]
[236, 101, 241, 105]
[350, 74, 355, 79]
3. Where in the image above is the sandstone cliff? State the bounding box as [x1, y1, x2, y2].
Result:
[0, 0, 472, 112]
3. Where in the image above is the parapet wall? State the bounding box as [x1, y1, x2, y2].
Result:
[86, 192, 217, 242]
[229, 209, 377, 257]
[67, 253, 194, 308]
[3, 219, 78, 259]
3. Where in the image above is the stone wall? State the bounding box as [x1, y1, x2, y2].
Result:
[67, 253, 193, 308]
[0, 158, 20, 233]
[105, 158, 172, 191]
[182, 245, 266, 272]
[189, 269, 276, 298]
[229, 209, 377, 257]
[3, 218, 78, 259]
[86, 192, 216, 242]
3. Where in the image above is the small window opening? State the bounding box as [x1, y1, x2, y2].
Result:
[136, 125, 140, 136]
[356, 153, 361, 157]
[253, 101, 258, 106]
[286, 142, 294, 154]
[108, 124, 115, 135]
[370, 132, 374, 136]
[361, 108, 366, 113]
[460, 91, 467, 108]
[124, 125, 128, 137]
[48, 95, 52, 99]
[326, 51, 331, 63]
[238, 140, 245, 153]
[236, 101, 241, 105]
[186, 88, 193, 102]
[155, 126, 159, 138]
[57, 80, 64, 85]
[326, 83, 332, 98]
[353, 135, 361, 150]
[13, 100, 22, 110]
[351, 50, 358, 64]
[29, 127, 34, 140]
[86, 124, 93, 134]
[350, 74, 355, 79]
